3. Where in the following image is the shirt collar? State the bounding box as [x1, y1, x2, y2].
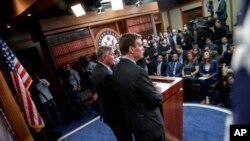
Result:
[121, 56, 136, 64]
[99, 61, 111, 70]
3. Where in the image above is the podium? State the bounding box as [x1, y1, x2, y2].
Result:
[150, 76, 183, 141]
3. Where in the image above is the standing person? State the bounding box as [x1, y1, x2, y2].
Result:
[65, 64, 87, 117]
[113, 33, 165, 141]
[90, 46, 132, 141]
[216, 0, 228, 27]
[33, 74, 63, 127]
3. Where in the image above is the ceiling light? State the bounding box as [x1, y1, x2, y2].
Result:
[27, 12, 32, 17]
[135, 1, 142, 7]
[6, 24, 11, 29]
[97, 6, 105, 14]
[111, 0, 124, 10]
[71, 3, 86, 17]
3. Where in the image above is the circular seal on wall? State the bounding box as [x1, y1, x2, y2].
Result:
[96, 28, 120, 48]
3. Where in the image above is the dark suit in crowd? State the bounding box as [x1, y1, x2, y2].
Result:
[216, 0, 228, 26]
[113, 58, 165, 141]
[166, 61, 183, 77]
[91, 62, 132, 141]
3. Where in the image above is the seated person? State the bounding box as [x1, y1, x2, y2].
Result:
[205, 37, 219, 52]
[219, 74, 234, 108]
[152, 55, 167, 76]
[191, 47, 202, 63]
[160, 37, 172, 63]
[176, 45, 186, 64]
[182, 52, 199, 101]
[166, 53, 183, 77]
[190, 42, 202, 54]
[199, 51, 219, 104]
[218, 36, 230, 56]
[222, 43, 235, 67]
[204, 46, 220, 62]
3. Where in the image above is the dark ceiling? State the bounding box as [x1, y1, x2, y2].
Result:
[0, 0, 156, 31]
[0, 1, 12, 23]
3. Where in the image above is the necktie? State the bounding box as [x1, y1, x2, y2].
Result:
[157, 62, 161, 76]
[173, 62, 176, 76]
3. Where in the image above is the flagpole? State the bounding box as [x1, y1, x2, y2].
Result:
[0, 71, 34, 141]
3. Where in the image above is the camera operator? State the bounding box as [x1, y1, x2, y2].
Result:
[209, 19, 227, 45]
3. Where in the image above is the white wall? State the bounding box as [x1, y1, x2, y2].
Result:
[169, 8, 183, 30]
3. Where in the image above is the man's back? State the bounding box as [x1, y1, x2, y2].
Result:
[113, 58, 164, 140]
[91, 63, 121, 119]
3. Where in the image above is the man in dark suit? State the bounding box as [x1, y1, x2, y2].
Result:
[151, 55, 167, 76]
[113, 33, 165, 141]
[171, 29, 182, 47]
[216, 0, 228, 27]
[218, 36, 230, 56]
[166, 53, 183, 77]
[90, 46, 132, 141]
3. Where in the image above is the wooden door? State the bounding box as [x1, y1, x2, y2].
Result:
[182, 7, 202, 25]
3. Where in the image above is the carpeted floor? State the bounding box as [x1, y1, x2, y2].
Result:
[58, 104, 232, 141]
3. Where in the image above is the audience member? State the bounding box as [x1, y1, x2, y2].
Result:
[199, 51, 219, 104]
[218, 36, 230, 56]
[166, 53, 183, 77]
[182, 52, 199, 101]
[222, 43, 235, 67]
[154, 55, 167, 76]
[176, 45, 186, 64]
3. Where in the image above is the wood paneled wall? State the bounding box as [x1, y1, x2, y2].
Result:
[40, 2, 162, 68]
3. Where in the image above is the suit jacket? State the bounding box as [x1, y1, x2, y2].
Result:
[171, 34, 182, 46]
[218, 43, 230, 56]
[166, 61, 183, 77]
[216, 0, 228, 20]
[113, 58, 164, 140]
[151, 61, 167, 76]
[90, 63, 122, 123]
[168, 37, 176, 52]
[179, 50, 187, 64]
[200, 59, 219, 81]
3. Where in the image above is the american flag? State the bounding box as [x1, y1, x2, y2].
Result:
[0, 38, 44, 131]
[232, 0, 250, 124]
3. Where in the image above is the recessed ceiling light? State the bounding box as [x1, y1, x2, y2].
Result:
[111, 0, 124, 10]
[27, 12, 32, 17]
[71, 3, 86, 17]
[6, 24, 11, 29]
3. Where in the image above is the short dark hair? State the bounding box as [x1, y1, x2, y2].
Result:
[119, 33, 142, 55]
[97, 46, 112, 61]
[192, 42, 198, 46]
